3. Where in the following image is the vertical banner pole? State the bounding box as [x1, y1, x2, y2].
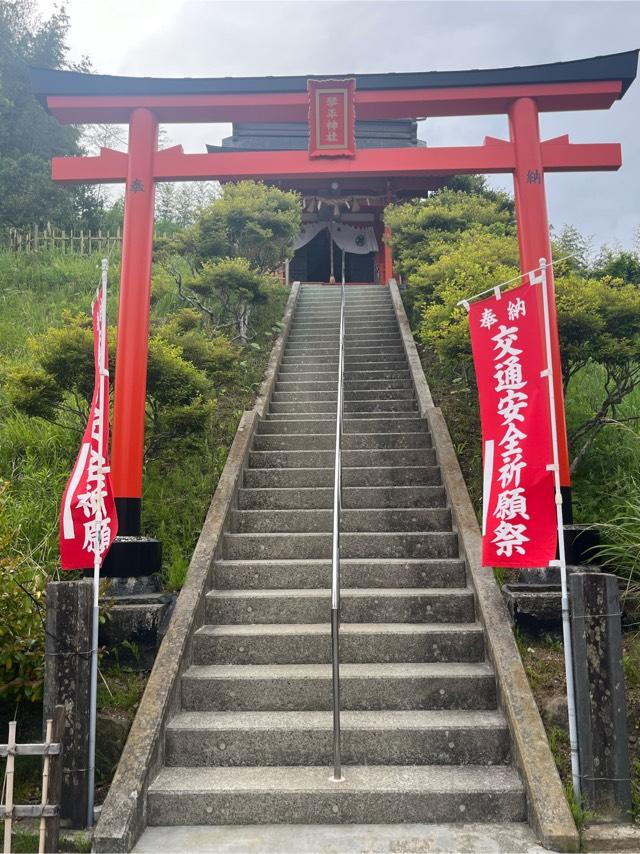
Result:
[87, 259, 108, 827]
[533, 257, 581, 798]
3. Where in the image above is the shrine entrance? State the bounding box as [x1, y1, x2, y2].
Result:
[290, 224, 377, 284]
[31, 50, 638, 571]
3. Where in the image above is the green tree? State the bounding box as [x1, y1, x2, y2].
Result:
[186, 256, 272, 344]
[592, 247, 640, 285]
[387, 188, 640, 477]
[185, 180, 301, 273]
[158, 181, 299, 341]
[0, 0, 102, 228]
[4, 312, 217, 458]
[385, 186, 515, 322]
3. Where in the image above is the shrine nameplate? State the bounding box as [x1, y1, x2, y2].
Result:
[308, 78, 356, 158]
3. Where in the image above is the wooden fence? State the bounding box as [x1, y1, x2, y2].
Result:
[1, 225, 122, 255]
[1, 706, 65, 853]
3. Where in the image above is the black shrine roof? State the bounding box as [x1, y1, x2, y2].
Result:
[30, 50, 639, 100]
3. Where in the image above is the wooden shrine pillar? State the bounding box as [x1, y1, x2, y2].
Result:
[111, 108, 158, 536]
[509, 97, 573, 519]
[382, 224, 394, 285]
[104, 108, 162, 575]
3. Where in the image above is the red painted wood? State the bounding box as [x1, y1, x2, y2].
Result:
[111, 108, 158, 500]
[51, 139, 620, 185]
[45, 80, 622, 124]
[383, 225, 394, 284]
[509, 96, 571, 488]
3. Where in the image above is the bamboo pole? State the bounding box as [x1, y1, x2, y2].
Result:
[45, 707, 64, 854]
[3, 721, 16, 854]
[38, 720, 53, 854]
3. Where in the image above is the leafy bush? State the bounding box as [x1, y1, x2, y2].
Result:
[3, 312, 217, 457]
[386, 185, 640, 481]
[185, 181, 301, 273]
[0, 480, 47, 703]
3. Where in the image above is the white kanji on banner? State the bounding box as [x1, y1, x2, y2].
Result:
[469, 282, 557, 568]
[59, 283, 118, 569]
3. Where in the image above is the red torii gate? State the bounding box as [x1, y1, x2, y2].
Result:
[31, 50, 638, 573]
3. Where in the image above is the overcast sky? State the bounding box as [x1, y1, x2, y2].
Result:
[36, 0, 640, 251]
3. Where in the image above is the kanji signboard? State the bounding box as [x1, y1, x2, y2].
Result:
[60, 283, 118, 569]
[308, 78, 356, 158]
[469, 282, 557, 568]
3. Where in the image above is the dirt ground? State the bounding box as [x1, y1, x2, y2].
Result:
[517, 626, 640, 822]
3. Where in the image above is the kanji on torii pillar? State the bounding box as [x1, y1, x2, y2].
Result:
[31, 50, 638, 574]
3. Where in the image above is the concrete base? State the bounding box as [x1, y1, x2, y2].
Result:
[582, 823, 640, 852]
[133, 822, 549, 853]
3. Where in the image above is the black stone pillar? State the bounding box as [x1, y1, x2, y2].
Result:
[570, 571, 632, 820]
[44, 579, 92, 828]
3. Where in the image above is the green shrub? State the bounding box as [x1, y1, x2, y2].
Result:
[0, 480, 47, 703]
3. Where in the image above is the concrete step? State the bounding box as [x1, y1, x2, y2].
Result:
[206, 587, 473, 624]
[287, 333, 402, 345]
[276, 378, 413, 390]
[284, 346, 405, 358]
[272, 389, 415, 403]
[277, 370, 412, 383]
[222, 532, 459, 561]
[283, 387, 414, 400]
[280, 380, 414, 392]
[243, 466, 442, 488]
[288, 322, 399, 333]
[228, 507, 451, 534]
[238, 484, 443, 510]
[134, 822, 545, 853]
[288, 324, 398, 336]
[253, 432, 430, 451]
[148, 765, 526, 828]
[248, 449, 433, 468]
[279, 360, 408, 372]
[148, 764, 524, 825]
[288, 317, 395, 326]
[265, 412, 424, 423]
[180, 661, 497, 712]
[344, 348, 405, 357]
[213, 558, 467, 590]
[192, 622, 484, 665]
[164, 709, 508, 767]
[279, 360, 409, 371]
[257, 417, 427, 434]
[270, 400, 418, 414]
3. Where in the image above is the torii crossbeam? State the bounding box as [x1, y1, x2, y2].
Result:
[31, 50, 639, 575]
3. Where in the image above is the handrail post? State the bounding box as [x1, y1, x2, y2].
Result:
[331, 277, 345, 783]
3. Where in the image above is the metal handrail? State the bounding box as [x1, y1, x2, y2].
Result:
[330, 275, 345, 782]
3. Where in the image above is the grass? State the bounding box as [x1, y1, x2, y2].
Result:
[0, 250, 287, 714]
[96, 666, 148, 713]
[8, 830, 92, 853]
[0, 248, 288, 808]
[0, 251, 286, 592]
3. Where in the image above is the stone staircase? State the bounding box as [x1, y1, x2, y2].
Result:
[146, 284, 526, 827]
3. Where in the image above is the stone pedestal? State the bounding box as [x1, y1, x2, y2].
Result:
[43, 579, 92, 828]
[570, 571, 632, 820]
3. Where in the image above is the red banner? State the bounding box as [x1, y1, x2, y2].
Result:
[308, 78, 356, 158]
[59, 285, 118, 569]
[469, 282, 557, 568]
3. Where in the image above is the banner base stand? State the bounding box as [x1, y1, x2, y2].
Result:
[563, 524, 600, 566]
[101, 536, 162, 577]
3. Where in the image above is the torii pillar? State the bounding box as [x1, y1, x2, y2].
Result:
[509, 96, 573, 521]
[104, 109, 162, 575]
